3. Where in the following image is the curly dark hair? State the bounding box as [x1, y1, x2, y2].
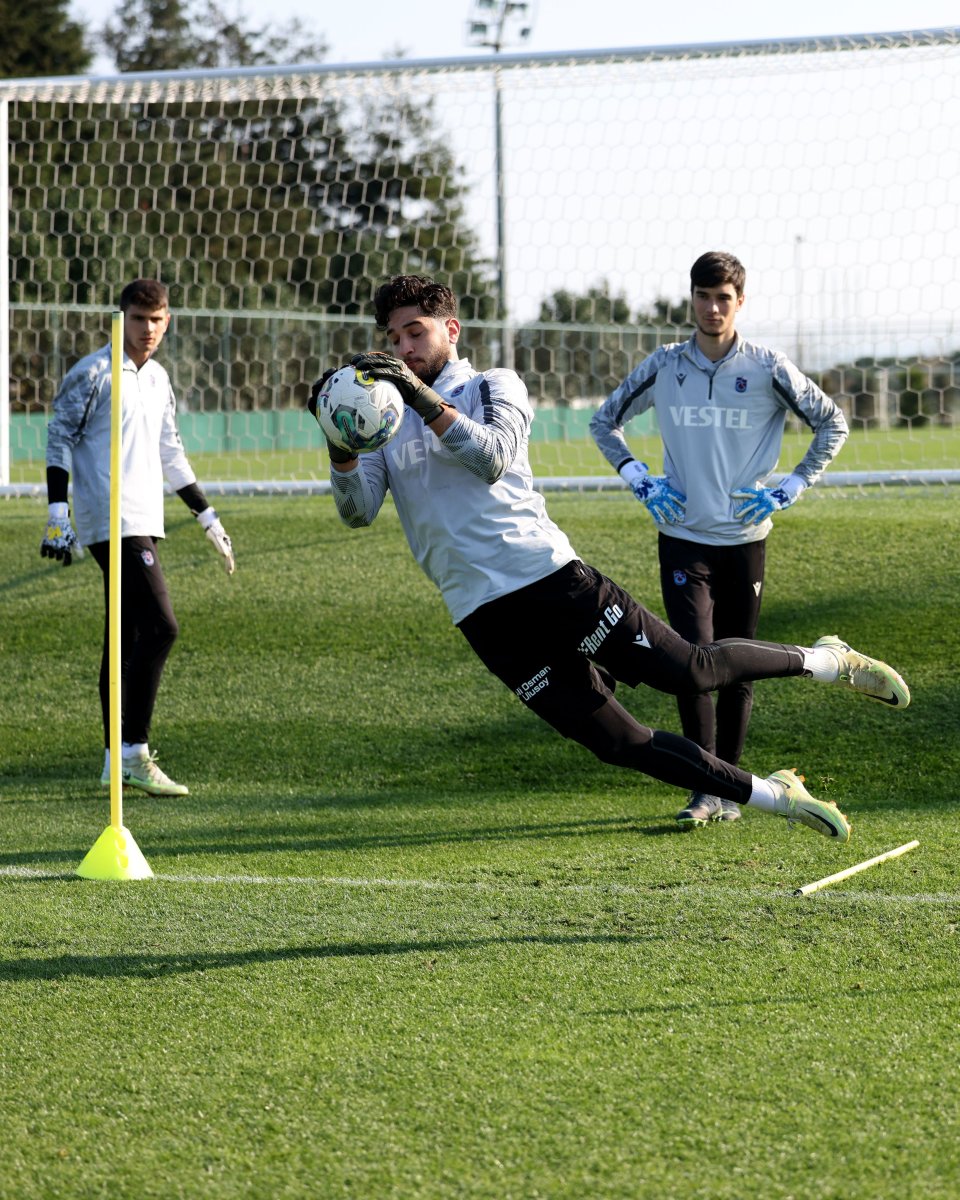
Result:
[372, 275, 458, 330]
[119, 279, 170, 311]
[689, 252, 746, 297]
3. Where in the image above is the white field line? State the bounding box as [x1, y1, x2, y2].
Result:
[1, 863, 957, 906]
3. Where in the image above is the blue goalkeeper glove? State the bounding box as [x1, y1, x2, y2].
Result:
[40, 502, 84, 566]
[731, 473, 807, 526]
[619, 460, 686, 526]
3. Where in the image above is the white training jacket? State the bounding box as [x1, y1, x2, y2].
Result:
[329, 357, 578, 625]
[45, 344, 196, 545]
[590, 334, 849, 546]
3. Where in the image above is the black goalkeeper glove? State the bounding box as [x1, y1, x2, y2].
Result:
[350, 352, 446, 425]
[307, 370, 356, 465]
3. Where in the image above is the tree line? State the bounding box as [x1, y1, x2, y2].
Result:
[6, 0, 504, 410]
[0, 0, 328, 77]
[5, 0, 691, 413]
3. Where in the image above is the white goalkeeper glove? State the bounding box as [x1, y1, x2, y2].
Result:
[731, 473, 807, 526]
[196, 506, 235, 575]
[619, 460, 686, 526]
[40, 502, 84, 566]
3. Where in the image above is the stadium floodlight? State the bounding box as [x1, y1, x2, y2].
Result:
[465, 1, 537, 367]
[465, 0, 534, 52]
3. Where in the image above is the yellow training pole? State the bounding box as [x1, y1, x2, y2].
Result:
[108, 310, 124, 831]
[77, 312, 153, 880]
[792, 840, 918, 897]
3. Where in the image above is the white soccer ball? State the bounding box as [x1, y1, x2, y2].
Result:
[316, 366, 405, 454]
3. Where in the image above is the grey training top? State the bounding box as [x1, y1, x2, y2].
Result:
[329, 357, 578, 624]
[590, 334, 848, 545]
[46, 344, 196, 544]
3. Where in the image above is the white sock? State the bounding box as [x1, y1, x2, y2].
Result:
[103, 748, 110, 772]
[121, 741, 149, 761]
[801, 646, 841, 682]
[746, 775, 780, 811]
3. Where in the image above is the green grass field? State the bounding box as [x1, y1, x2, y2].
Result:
[144, 424, 960, 483]
[8, 423, 960, 485]
[2, 491, 959, 1199]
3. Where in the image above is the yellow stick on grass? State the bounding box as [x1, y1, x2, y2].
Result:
[793, 840, 919, 897]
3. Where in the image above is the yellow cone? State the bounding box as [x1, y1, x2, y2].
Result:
[77, 824, 154, 881]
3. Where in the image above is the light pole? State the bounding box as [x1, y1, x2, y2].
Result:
[794, 234, 804, 367]
[466, 1, 535, 367]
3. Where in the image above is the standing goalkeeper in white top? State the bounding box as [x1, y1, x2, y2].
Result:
[42, 278, 235, 796]
[591, 251, 849, 828]
[306, 274, 907, 846]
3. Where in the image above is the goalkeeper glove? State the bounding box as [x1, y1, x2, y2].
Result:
[731, 473, 807, 526]
[619, 460, 686, 526]
[196, 506, 235, 575]
[307, 370, 357, 465]
[40, 502, 84, 566]
[350, 351, 446, 425]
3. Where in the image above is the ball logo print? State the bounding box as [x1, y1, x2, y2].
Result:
[317, 367, 405, 454]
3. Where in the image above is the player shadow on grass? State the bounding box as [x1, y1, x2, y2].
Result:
[0, 563, 90, 596]
[4, 941, 957, 1001]
[0, 932, 665, 984]
[0, 815, 653, 869]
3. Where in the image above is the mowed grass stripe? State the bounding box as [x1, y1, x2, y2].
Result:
[3, 866, 950, 905]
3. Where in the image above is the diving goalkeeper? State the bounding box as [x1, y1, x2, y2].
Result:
[308, 273, 908, 844]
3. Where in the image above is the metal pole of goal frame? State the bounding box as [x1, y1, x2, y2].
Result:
[792, 840, 919, 897]
[0, 98, 10, 487]
[76, 312, 153, 881]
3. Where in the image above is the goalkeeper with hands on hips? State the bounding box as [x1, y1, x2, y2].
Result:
[308, 274, 906, 844]
[42, 278, 235, 798]
[591, 251, 849, 830]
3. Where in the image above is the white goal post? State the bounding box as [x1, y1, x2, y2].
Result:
[2, 28, 959, 496]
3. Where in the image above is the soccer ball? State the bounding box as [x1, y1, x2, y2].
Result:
[315, 366, 405, 454]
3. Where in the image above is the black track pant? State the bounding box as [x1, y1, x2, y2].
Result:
[658, 533, 767, 765]
[459, 561, 807, 805]
[89, 538, 179, 749]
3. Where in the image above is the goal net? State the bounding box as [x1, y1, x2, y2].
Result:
[3, 28, 959, 494]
